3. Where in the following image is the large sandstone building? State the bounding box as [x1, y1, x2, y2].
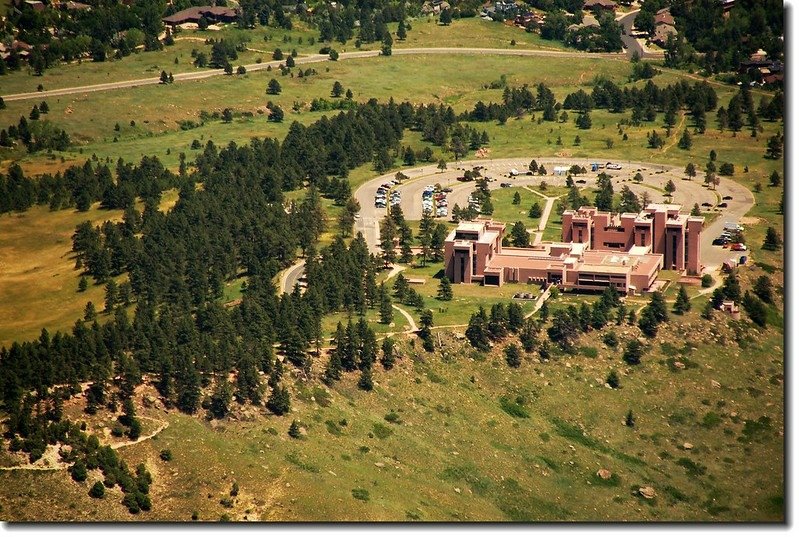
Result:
[443, 204, 703, 294]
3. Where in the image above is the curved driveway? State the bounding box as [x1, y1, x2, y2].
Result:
[354, 157, 754, 273]
[2, 47, 625, 102]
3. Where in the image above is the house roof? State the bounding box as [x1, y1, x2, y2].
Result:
[583, 0, 616, 8]
[653, 24, 677, 44]
[654, 10, 675, 26]
[162, 6, 239, 24]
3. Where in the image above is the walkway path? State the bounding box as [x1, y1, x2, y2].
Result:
[392, 304, 418, 333]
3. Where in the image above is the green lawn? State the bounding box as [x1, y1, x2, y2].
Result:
[392, 263, 539, 327]
[489, 187, 541, 229]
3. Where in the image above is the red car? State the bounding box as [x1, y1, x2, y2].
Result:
[730, 243, 747, 251]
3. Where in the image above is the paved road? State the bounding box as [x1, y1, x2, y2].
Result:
[278, 259, 306, 295]
[1, 47, 625, 102]
[353, 157, 754, 272]
[618, 10, 664, 60]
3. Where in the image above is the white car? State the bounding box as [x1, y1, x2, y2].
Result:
[606, 163, 622, 170]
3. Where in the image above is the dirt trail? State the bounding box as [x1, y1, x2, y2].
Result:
[392, 304, 418, 333]
[0, 415, 169, 472]
[661, 113, 687, 153]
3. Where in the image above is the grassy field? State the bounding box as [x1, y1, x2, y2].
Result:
[0, 17, 565, 96]
[0, 300, 784, 521]
[0, 37, 784, 522]
[1, 53, 632, 173]
[489, 187, 541, 230]
[0, 203, 124, 346]
[0, 52, 783, 345]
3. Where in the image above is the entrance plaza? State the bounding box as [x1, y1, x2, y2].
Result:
[443, 204, 703, 295]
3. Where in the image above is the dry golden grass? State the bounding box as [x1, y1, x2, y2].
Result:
[0, 203, 123, 346]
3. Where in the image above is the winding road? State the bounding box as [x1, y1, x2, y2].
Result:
[1, 47, 626, 102]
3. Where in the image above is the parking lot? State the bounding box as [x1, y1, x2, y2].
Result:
[355, 157, 754, 272]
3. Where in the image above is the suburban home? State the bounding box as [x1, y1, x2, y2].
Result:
[24, 0, 45, 11]
[162, 6, 240, 28]
[654, 7, 675, 27]
[61, 1, 92, 10]
[583, 0, 616, 12]
[652, 23, 677, 46]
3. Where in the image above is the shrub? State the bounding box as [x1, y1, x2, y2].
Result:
[384, 411, 402, 424]
[159, 449, 172, 462]
[89, 481, 105, 499]
[499, 395, 529, 418]
[70, 461, 88, 482]
[701, 274, 713, 288]
[352, 488, 370, 501]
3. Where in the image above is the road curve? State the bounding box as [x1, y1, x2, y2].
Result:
[279, 259, 306, 295]
[1, 47, 626, 102]
[618, 10, 664, 60]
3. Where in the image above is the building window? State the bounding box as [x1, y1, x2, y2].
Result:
[640, 232, 645, 246]
[578, 230, 583, 242]
[672, 234, 678, 267]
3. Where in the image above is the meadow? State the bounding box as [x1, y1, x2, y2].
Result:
[0, 23, 784, 522]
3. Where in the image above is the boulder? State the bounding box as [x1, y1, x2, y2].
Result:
[597, 469, 612, 480]
[639, 486, 656, 499]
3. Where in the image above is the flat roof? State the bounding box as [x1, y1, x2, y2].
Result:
[456, 222, 485, 233]
[645, 203, 682, 212]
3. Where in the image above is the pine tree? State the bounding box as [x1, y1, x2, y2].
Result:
[379, 283, 393, 324]
[762, 227, 782, 251]
[78, 276, 88, 292]
[104, 280, 118, 313]
[677, 129, 692, 150]
[722, 272, 742, 302]
[625, 410, 635, 427]
[267, 78, 282, 95]
[437, 276, 453, 301]
[397, 20, 407, 40]
[701, 301, 714, 320]
[288, 419, 301, 438]
[466, 306, 491, 351]
[519, 319, 537, 353]
[769, 171, 781, 187]
[673, 285, 691, 314]
[84, 301, 97, 321]
[753, 275, 773, 304]
[504, 344, 522, 368]
[507, 302, 524, 333]
[638, 307, 658, 337]
[266, 384, 291, 415]
[606, 370, 620, 389]
[209, 379, 234, 419]
[89, 481, 106, 499]
[380, 338, 396, 370]
[357, 366, 374, 391]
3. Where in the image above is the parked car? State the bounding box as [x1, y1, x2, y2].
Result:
[442, 187, 453, 193]
[500, 182, 512, 188]
[722, 195, 733, 200]
[717, 202, 728, 208]
[702, 202, 713, 207]
[576, 179, 587, 184]
[606, 162, 622, 170]
[712, 237, 728, 246]
[730, 243, 747, 251]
